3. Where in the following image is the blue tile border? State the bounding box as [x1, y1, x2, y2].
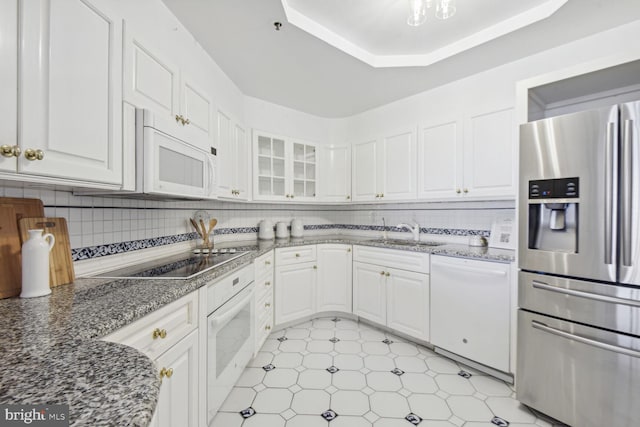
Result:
[71, 224, 491, 261]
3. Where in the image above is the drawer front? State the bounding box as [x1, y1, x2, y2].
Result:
[102, 291, 198, 359]
[354, 245, 429, 273]
[255, 271, 274, 301]
[517, 310, 640, 427]
[254, 250, 274, 277]
[276, 246, 317, 266]
[256, 289, 274, 320]
[208, 264, 254, 313]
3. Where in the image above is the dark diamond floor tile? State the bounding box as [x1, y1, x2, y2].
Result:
[391, 368, 405, 376]
[277, 336, 288, 342]
[329, 337, 340, 343]
[332, 317, 341, 322]
[458, 370, 472, 379]
[405, 413, 422, 425]
[262, 364, 276, 371]
[382, 338, 394, 345]
[326, 365, 340, 374]
[239, 407, 256, 419]
[491, 416, 510, 426]
[321, 409, 338, 421]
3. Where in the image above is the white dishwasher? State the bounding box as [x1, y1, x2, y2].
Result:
[430, 255, 511, 373]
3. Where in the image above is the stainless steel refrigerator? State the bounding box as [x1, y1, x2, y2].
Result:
[518, 101, 640, 427]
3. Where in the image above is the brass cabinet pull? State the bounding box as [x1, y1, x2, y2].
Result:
[265, 260, 271, 265]
[265, 281, 271, 286]
[346, 195, 351, 200]
[175, 114, 183, 124]
[24, 149, 44, 161]
[152, 328, 167, 339]
[385, 272, 390, 277]
[265, 302, 271, 308]
[1, 145, 20, 158]
[380, 271, 385, 276]
[380, 193, 384, 198]
[347, 248, 351, 252]
[265, 325, 272, 331]
[456, 188, 461, 194]
[183, 117, 190, 125]
[295, 253, 300, 257]
[313, 265, 317, 269]
[463, 188, 469, 193]
[159, 367, 173, 380]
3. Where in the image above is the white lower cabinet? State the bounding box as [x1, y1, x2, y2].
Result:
[353, 246, 430, 342]
[386, 267, 430, 341]
[317, 244, 352, 313]
[430, 255, 511, 372]
[102, 292, 199, 427]
[275, 261, 317, 325]
[254, 250, 275, 352]
[353, 261, 387, 325]
[153, 330, 199, 427]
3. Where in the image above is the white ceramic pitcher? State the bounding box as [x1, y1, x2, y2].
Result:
[20, 229, 55, 298]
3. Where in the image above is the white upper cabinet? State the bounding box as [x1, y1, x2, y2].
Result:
[318, 145, 351, 202]
[352, 128, 417, 202]
[17, 0, 123, 185]
[418, 108, 515, 200]
[217, 111, 249, 200]
[463, 108, 516, 198]
[0, 0, 17, 173]
[253, 131, 318, 202]
[123, 27, 212, 152]
[418, 120, 462, 199]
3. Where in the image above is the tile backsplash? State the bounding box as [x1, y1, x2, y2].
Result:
[1, 185, 514, 256]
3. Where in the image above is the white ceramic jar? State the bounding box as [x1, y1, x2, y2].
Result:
[258, 220, 275, 240]
[291, 219, 304, 238]
[275, 222, 289, 239]
[21, 229, 55, 298]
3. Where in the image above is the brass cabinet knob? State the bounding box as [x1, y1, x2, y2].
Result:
[175, 114, 183, 124]
[295, 253, 300, 257]
[385, 272, 390, 277]
[265, 302, 271, 308]
[159, 367, 173, 380]
[152, 328, 167, 339]
[346, 195, 351, 200]
[183, 117, 191, 125]
[313, 265, 317, 269]
[347, 248, 351, 253]
[24, 149, 44, 161]
[375, 194, 380, 198]
[265, 281, 271, 286]
[290, 194, 295, 199]
[285, 194, 290, 198]
[380, 193, 384, 198]
[380, 271, 385, 275]
[1, 145, 20, 158]
[463, 188, 469, 193]
[456, 188, 461, 194]
[265, 260, 271, 265]
[265, 325, 272, 331]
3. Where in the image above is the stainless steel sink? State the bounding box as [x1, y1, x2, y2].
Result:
[369, 238, 445, 247]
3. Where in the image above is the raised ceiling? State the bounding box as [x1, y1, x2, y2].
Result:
[162, 0, 640, 118]
[282, 0, 567, 67]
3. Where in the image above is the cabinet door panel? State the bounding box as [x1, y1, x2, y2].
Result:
[317, 244, 352, 313]
[319, 145, 351, 202]
[352, 140, 377, 201]
[275, 262, 316, 325]
[431, 256, 511, 371]
[463, 108, 515, 198]
[234, 124, 249, 199]
[418, 121, 461, 199]
[20, 0, 122, 184]
[386, 268, 429, 342]
[0, 0, 17, 173]
[155, 330, 199, 427]
[381, 130, 416, 200]
[353, 262, 386, 325]
[216, 111, 234, 197]
[182, 81, 211, 138]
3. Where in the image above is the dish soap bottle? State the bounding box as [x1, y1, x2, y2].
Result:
[20, 229, 55, 298]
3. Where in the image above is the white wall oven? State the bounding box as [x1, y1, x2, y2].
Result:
[206, 265, 255, 423]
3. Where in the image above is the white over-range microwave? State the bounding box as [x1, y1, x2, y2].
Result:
[118, 105, 217, 199]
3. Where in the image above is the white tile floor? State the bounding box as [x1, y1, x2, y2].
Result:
[213, 317, 564, 427]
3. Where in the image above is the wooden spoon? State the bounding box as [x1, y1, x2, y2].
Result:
[208, 218, 218, 234]
[190, 218, 201, 237]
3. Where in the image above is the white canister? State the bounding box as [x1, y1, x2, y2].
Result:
[275, 222, 289, 239]
[290, 219, 304, 238]
[21, 229, 55, 298]
[258, 220, 274, 240]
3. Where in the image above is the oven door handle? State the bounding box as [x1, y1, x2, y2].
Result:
[532, 280, 640, 307]
[531, 320, 640, 358]
[209, 288, 254, 330]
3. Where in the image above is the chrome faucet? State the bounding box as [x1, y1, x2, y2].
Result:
[397, 222, 421, 241]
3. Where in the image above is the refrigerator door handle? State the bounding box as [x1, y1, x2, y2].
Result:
[622, 119, 633, 267]
[605, 122, 615, 265]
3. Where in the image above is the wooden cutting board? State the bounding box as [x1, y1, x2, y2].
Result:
[0, 206, 23, 298]
[19, 217, 75, 288]
[0, 197, 45, 222]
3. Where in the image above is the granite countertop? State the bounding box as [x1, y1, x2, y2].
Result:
[0, 236, 513, 426]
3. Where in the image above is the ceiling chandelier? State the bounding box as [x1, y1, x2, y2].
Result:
[407, 0, 457, 26]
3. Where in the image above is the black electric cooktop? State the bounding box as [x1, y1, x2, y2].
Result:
[94, 249, 249, 279]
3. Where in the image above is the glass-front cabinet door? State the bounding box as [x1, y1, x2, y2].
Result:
[253, 132, 318, 202]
